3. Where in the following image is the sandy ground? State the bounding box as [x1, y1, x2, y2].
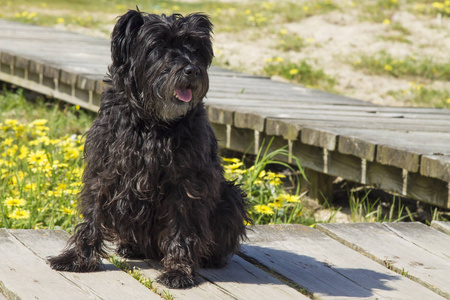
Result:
[213, 8, 450, 106]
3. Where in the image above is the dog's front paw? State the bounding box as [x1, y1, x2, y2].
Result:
[48, 248, 100, 272]
[157, 270, 196, 289]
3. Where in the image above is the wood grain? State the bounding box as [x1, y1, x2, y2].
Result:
[317, 223, 450, 298]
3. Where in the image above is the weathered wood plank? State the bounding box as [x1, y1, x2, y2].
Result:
[317, 223, 450, 298]
[382, 222, 450, 259]
[9, 229, 161, 300]
[125, 259, 235, 300]
[243, 225, 443, 300]
[421, 155, 450, 182]
[408, 172, 449, 209]
[0, 229, 91, 299]
[125, 250, 306, 299]
[199, 255, 306, 300]
[431, 221, 450, 235]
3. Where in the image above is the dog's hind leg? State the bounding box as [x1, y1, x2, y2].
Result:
[202, 181, 249, 268]
[48, 204, 107, 272]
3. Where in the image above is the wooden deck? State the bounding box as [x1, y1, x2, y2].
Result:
[0, 19, 449, 208]
[0, 222, 449, 299]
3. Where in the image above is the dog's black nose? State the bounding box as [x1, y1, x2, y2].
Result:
[183, 65, 200, 79]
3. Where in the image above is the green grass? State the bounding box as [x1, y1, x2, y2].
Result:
[264, 58, 337, 91]
[348, 189, 416, 223]
[352, 50, 450, 81]
[276, 29, 306, 52]
[387, 82, 450, 108]
[109, 255, 175, 299]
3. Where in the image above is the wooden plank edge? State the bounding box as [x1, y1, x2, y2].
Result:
[0, 70, 99, 112]
[431, 221, 450, 235]
[236, 252, 313, 298]
[317, 223, 450, 299]
[420, 155, 450, 182]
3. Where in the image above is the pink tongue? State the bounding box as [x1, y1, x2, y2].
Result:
[176, 89, 192, 102]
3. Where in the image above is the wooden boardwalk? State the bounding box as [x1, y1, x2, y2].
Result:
[0, 222, 449, 299]
[0, 19, 449, 208]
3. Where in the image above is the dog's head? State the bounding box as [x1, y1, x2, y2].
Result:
[109, 10, 213, 121]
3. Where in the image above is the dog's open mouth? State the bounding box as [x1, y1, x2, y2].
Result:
[174, 89, 192, 102]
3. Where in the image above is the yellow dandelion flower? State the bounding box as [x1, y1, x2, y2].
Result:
[222, 157, 241, 163]
[383, 19, 391, 25]
[276, 57, 284, 63]
[269, 178, 283, 186]
[283, 194, 302, 203]
[5, 197, 26, 207]
[61, 207, 74, 215]
[27, 12, 37, 19]
[253, 179, 264, 185]
[226, 162, 243, 170]
[2, 138, 13, 146]
[56, 17, 64, 24]
[24, 183, 37, 191]
[5, 119, 18, 126]
[56, 183, 68, 192]
[9, 209, 30, 220]
[18, 145, 29, 159]
[30, 119, 48, 126]
[446, 98, 450, 104]
[269, 198, 283, 208]
[172, 5, 180, 11]
[432, 2, 444, 9]
[253, 204, 274, 215]
[28, 150, 47, 166]
[289, 68, 299, 75]
[384, 64, 393, 71]
[244, 9, 251, 15]
[279, 28, 287, 35]
[63, 146, 80, 161]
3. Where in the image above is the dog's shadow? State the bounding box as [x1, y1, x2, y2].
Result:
[124, 244, 399, 298]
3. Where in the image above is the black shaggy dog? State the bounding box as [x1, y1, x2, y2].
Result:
[48, 9, 249, 289]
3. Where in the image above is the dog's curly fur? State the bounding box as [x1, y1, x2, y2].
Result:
[48, 10, 249, 289]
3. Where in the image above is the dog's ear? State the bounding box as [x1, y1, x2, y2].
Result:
[187, 13, 213, 39]
[185, 13, 214, 65]
[111, 10, 145, 66]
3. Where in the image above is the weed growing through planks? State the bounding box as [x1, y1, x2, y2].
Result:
[401, 268, 410, 278]
[348, 189, 416, 223]
[264, 58, 337, 91]
[223, 139, 315, 226]
[109, 255, 175, 299]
